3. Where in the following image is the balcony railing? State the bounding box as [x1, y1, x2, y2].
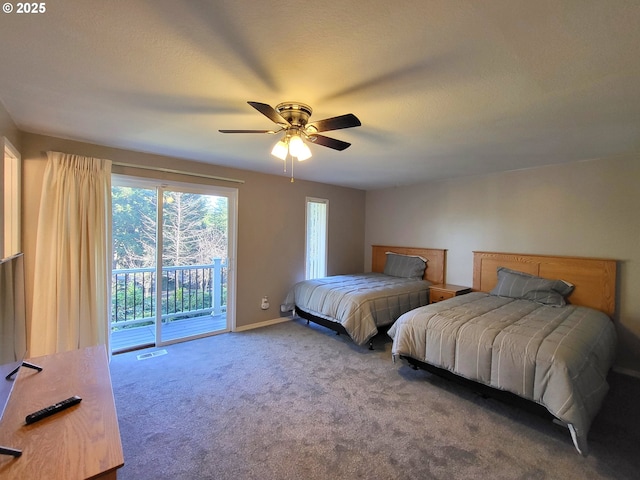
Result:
[111, 259, 227, 331]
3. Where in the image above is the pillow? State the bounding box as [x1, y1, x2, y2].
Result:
[490, 267, 574, 306]
[383, 252, 427, 279]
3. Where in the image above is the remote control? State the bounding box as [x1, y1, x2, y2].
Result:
[25, 395, 82, 425]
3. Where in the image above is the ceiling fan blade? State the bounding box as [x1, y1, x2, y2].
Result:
[218, 129, 278, 134]
[247, 101, 291, 127]
[306, 113, 361, 133]
[308, 134, 351, 151]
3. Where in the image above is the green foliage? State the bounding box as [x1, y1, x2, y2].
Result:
[112, 186, 157, 268]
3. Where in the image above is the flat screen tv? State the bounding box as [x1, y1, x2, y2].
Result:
[0, 253, 27, 424]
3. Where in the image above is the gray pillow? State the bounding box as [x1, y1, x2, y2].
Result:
[490, 267, 574, 306]
[383, 252, 427, 279]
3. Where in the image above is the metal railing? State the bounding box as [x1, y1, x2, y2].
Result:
[111, 259, 226, 330]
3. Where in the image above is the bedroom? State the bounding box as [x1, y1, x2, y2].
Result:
[1, 1, 640, 477]
[7, 111, 639, 375]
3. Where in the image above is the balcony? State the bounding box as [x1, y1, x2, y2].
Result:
[111, 259, 227, 352]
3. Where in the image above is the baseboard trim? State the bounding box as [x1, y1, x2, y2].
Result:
[233, 316, 292, 332]
[612, 366, 640, 379]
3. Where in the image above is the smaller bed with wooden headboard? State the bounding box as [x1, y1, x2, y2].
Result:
[388, 251, 617, 455]
[282, 245, 446, 349]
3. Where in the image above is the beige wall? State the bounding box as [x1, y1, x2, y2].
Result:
[20, 133, 365, 340]
[365, 154, 640, 373]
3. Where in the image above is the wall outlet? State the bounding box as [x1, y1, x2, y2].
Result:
[261, 296, 270, 310]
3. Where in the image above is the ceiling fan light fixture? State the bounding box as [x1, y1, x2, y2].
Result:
[221, 101, 360, 179]
[296, 142, 312, 161]
[271, 139, 288, 160]
[288, 135, 304, 157]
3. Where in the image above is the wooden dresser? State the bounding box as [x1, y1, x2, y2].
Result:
[0, 345, 124, 479]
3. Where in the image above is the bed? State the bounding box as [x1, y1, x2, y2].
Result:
[388, 251, 617, 455]
[281, 245, 447, 348]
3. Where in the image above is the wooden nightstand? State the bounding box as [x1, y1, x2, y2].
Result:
[429, 283, 472, 303]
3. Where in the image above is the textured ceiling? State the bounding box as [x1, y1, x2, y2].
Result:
[1, 1, 639, 189]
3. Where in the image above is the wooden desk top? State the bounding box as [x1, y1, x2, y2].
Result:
[0, 345, 124, 479]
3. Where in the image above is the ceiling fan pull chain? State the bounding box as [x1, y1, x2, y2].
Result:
[290, 156, 295, 183]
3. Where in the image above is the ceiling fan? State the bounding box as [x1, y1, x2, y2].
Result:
[219, 101, 361, 164]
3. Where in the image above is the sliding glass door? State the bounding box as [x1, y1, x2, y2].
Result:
[111, 177, 237, 352]
[157, 187, 231, 343]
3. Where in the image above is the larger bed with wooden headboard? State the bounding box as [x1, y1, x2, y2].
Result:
[388, 251, 617, 455]
[282, 245, 447, 349]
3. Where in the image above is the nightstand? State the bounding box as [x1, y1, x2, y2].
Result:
[429, 283, 472, 304]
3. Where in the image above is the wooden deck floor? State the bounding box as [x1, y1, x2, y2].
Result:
[111, 314, 227, 353]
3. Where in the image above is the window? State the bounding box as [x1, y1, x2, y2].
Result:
[2, 138, 21, 257]
[305, 197, 328, 279]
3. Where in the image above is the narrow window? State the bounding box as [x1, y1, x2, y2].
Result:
[2, 138, 21, 257]
[305, 197, 328, 279]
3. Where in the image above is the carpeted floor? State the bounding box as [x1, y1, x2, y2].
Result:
[109, 319, 640, 479]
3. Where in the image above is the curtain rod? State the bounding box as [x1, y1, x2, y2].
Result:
[111, 161, 245, 184]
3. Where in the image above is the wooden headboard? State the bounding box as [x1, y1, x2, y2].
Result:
[372, 245, 447, 285]
[473, 251, 617, 317]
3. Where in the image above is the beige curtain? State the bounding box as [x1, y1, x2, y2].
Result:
[30, 151, 112, 357]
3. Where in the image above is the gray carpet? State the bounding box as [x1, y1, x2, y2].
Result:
[109, 319, 640, 479]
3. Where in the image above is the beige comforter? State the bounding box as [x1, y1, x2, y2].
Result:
[282, 273, 430, 346]
[388, 292, 617, 455]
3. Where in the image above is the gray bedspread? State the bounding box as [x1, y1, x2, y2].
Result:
[282, 273, 430, 346]
[388, 292, 617, 455]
